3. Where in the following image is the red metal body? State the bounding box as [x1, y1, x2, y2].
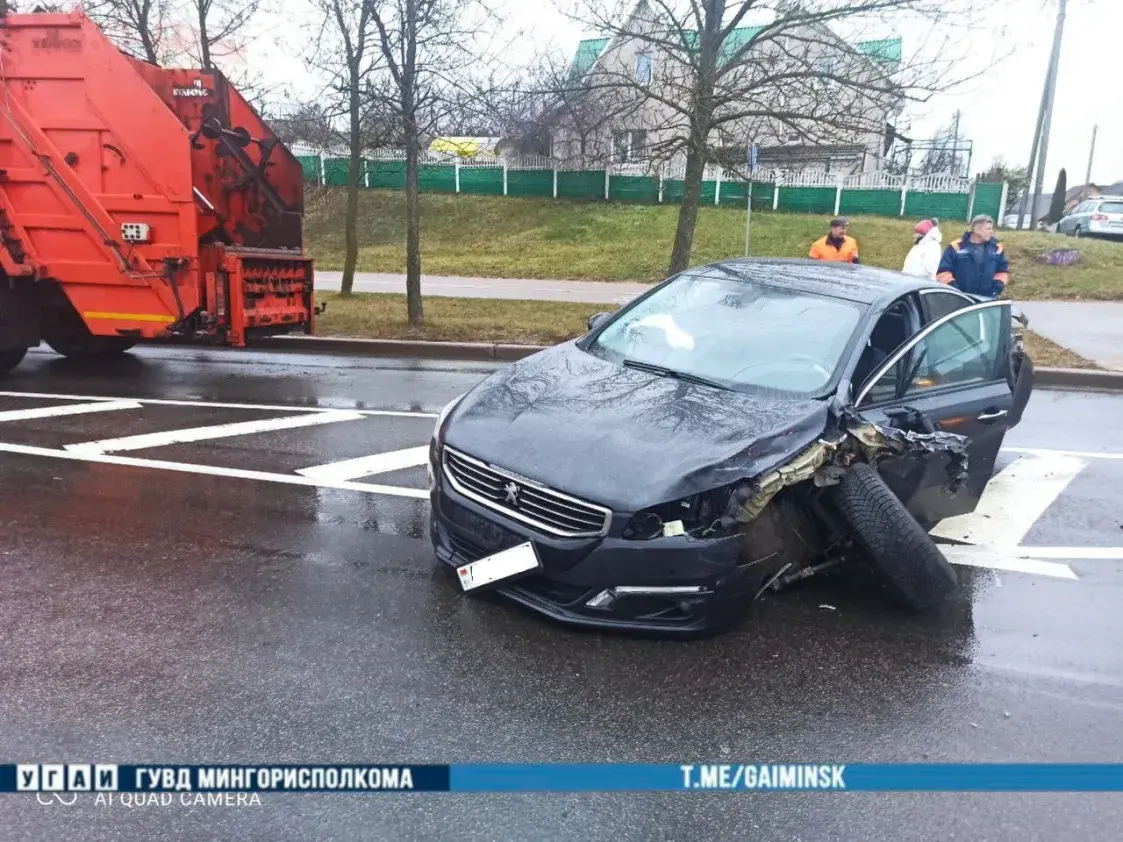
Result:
[0, 9, 312, 351]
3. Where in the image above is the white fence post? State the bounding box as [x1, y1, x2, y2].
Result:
[605, 167, 610, 200]
[658, 166, 664, 203]
[967, 180, 977, 221]
[319, 155, 326, 186]
[553, 167, 558, 198]
[714, 168, 722, 205]
[454, 158, 461, 193]
[772, 183, 779, 211]
[834, 181, 842, 216]
[364, 159, 370, 188]
[899, 177, 909, 217]
[999, 180, 1009, 222]
[502, 159, 508, 196]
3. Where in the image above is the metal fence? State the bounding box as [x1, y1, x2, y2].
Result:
[292, 149, 1007, 222]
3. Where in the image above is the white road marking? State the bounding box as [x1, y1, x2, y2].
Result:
[66, 410, 366, 455]
[940, 546, 1079, 580]
[0, 441, 429, 498]
[929, 454, 1088, 548]
[1003, 446, 1123, 461]
[297, 446, 430, 482]
[0, 400, 142, 422]
[0, 390, 437, 418]
[1008, 546, 1123, 561]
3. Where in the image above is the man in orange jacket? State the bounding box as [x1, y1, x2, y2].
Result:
[809, 217, 860, 263]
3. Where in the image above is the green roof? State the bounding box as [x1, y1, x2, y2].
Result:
[570, 37, 609, 78]
[569, 30, 901, 79]
[857, 38, 903, 64]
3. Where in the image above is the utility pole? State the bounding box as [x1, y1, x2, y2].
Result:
[1082, 124, 1098, 200]
[1026, 0, 1067, 231]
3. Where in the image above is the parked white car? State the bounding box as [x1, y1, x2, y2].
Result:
[1056, 196, 1123, 240]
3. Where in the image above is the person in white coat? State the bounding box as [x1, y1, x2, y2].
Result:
[902, 218, 943, 280]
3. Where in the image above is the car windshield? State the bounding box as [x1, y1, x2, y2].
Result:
[587, 272, 865, 396]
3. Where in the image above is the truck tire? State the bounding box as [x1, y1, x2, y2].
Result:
[46, 336, 137, 359]
[0, 347, 28, 373]
[831, 462, 957, 611]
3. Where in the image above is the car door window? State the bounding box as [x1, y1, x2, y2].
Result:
[919, 290, 971, 326]
[851, 298, 917, 400]
[859, 303, 1007, 406]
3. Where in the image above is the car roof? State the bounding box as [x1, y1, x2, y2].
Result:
[688, 258, 945, 306]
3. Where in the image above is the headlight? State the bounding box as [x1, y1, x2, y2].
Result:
[433, 392, 466, 441]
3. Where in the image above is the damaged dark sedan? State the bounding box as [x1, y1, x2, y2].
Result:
[428, 259, 1035, 636]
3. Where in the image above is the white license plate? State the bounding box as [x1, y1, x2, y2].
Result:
[457, 542, 541, 592]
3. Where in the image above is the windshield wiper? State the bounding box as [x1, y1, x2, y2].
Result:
[622, 359, 729, 391]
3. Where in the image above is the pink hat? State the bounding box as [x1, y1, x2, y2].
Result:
[914, 219, 934, 236]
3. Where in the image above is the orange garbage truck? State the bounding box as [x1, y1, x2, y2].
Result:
[0, 9, 315, 373]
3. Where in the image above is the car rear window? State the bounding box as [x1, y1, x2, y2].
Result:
[1099, 202, 1123, 214]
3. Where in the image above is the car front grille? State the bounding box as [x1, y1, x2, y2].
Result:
[442, 446, 611, 539]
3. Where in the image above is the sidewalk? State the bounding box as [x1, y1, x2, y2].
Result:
[314, 271, 651, 306]
[1017, 302, 1123, 371]
[313, 272, 1123, 372]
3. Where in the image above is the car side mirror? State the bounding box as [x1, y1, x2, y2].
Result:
[587, 312, 612, 332]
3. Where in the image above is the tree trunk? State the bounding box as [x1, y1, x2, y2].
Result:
[404, 112, 423, 326]
[668, 132, 707, 275]
[197, 1, 211, 69]
[340, 82, 362, 297]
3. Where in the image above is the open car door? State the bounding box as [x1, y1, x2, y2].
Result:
[853, 300, 1015, 526]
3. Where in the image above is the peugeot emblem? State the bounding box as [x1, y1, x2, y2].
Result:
[504, 481, 520, 507]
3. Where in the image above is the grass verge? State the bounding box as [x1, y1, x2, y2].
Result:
[304, 188, 1123, 300]
[315, 291, 1099, 369]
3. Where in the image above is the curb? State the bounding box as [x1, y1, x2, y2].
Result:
[258, 335, 544, 362]
[260, 336, 1123, 391]
[1034, 367, 1123, 392]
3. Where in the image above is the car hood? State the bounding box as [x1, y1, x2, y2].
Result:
[443, 343, 830, 512]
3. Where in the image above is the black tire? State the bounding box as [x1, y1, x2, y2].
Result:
[0, 347, 27, 374]
[831, 462, 957, 610]
[46, 336, 137, 359]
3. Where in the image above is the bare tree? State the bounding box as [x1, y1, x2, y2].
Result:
[306, 0, 379, 296]
[86, 0, 173, 64]
[365, 0, 500, 327]
[564, 0, 986, 275]
[188, 0, 262, 70]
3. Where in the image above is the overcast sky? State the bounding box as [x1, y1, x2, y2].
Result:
[251, 0, 1118, 187]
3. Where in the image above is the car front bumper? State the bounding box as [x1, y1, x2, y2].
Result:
[430, 461, 777, 637]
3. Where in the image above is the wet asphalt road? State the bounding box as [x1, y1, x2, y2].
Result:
[1, 347, 1123, 840]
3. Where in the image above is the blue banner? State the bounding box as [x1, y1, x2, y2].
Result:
[6, 763, 1123, 793]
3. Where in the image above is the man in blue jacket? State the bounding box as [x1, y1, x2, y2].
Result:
[936, 214, 1010, 298]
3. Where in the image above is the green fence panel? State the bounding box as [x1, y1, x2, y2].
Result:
[840, 189, 902, 217]
[663, 179, 717, 205]
[459, 167, 504, 196]
[905, 191, 970, 221]
[419, 163, 457, 193]
[297, 155, 321, 184]
[608, 175, 659, 203]
[718, 180, 775, 210]
[507, 169, 553, 198]
[972, 182, 1005, 219]
[367, 160, 405, 189]
[323, 157, 351, 187]
[557, 170, 605, 199]
[778, 186, 836, 214]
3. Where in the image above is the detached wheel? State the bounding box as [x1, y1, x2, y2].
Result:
[46, 336, 137, 359]
[0, 347, 28, 374]
[831, 462, 957, 610]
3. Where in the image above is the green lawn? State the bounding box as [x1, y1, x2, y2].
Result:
[304, 187, 1123, 300]
[314, 291, 1097, 369]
